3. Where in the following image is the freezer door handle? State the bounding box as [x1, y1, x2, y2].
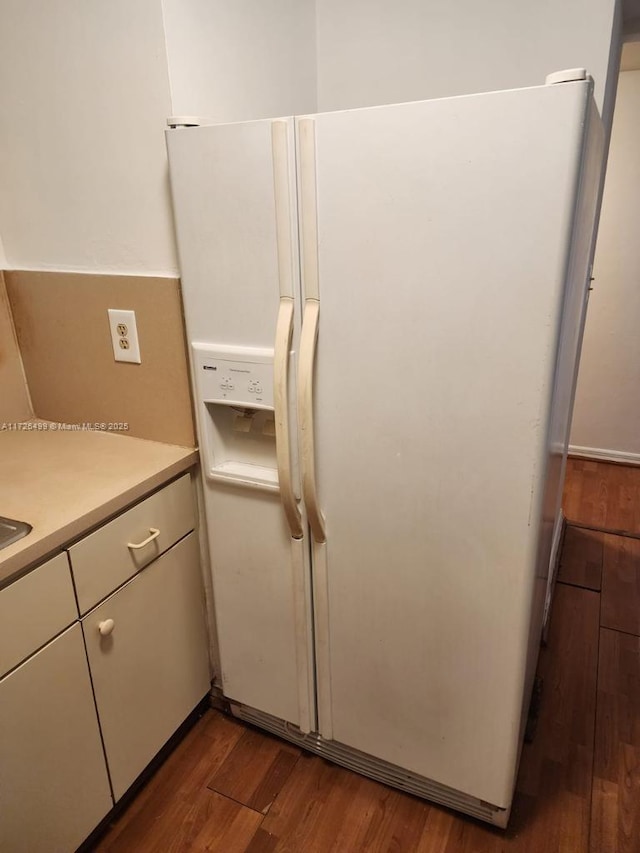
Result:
[274, 297, 303, 539]
[271, 119, 303, 539]
[298, 299, 326, 544]
[297, 118, 326, 544]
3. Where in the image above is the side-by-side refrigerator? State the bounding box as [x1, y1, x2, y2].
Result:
[166, 70, 604, 826]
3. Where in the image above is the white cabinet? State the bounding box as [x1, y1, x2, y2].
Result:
[0, 624, 113, 853]
[0, 552, 77, 677]
[82, 532, 210, 800]
[0, 472, 210, 850]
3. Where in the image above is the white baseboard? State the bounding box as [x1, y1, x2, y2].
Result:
[568, 445, 640, 466]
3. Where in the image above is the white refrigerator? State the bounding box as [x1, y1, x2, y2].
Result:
[166, 70, 604, 826]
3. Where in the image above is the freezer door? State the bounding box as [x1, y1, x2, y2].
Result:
[166, 118, 315, 731]
[303, 80, 602, 807]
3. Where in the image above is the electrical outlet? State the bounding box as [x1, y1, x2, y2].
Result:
[108, 309, 141, 364]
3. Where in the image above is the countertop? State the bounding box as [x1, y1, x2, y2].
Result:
[0, 426, 198, 588]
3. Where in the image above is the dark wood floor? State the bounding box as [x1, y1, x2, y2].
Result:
[564, 457, 640, 538]
[92, 459, 640, 852]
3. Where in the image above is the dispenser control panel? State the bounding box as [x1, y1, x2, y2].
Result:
[192, 342, 274, 410]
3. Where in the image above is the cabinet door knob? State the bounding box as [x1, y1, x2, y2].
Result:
[98, 619, 115, 636]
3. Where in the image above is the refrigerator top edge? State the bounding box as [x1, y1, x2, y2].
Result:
[164, 71, 597, 134]
[298, 73, 595, 122]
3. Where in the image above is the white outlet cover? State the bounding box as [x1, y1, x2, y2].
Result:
[108, 309, 141, 364]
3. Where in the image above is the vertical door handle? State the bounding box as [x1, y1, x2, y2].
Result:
[298, 118, 326, 544]
[298, 300, 325, 544]
[272, 120, 303, 540]
[274, 298, 303, 539]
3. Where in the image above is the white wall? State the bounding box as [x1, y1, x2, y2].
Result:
[316, 0, 620, 123]
[0, 0, 178, 275]
[161, 0, 317, 122]
[571, 70, 640, 460]
[0, 0, 622, 283]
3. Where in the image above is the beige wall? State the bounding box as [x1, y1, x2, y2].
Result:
[571, 70, 640, 461]
[0, 271, 31, 423]
[5, 271, 195, 447]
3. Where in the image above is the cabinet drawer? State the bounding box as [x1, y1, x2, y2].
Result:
[0, 552, 77, 678]
[69, 473, 195, 614]
[82, 532, 210, 800]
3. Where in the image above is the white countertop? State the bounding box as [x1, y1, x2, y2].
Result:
[0, 426, 198, 587]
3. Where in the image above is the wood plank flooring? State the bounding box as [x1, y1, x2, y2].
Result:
[208, 729, 301, 814]
[564, 457, 640, 537]
[557, 526, 604, 591]
[601, 534, 640, 636]
[591, 629, 640, 853]
[93, 460, 640, 853]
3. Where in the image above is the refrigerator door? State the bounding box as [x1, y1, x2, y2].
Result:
[303, 80, 601, 806]
[166, 118, 315, 731]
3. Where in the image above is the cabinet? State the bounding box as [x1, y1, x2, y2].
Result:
[0, 624, 113, 853]
[0, 471, 211, 850]
[0, 551, 77, 677]
[82, 532, 210, 799]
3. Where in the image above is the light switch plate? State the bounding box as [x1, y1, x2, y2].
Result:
[108, 309, 141, 364]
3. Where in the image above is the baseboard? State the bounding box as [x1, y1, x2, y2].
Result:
[569, 445, 640, 466]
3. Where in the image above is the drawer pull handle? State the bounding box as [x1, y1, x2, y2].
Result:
[127, 528, 160, 550]
[98, 619, 115, 636]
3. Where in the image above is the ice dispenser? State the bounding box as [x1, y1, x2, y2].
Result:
[192, 343, 280, 490]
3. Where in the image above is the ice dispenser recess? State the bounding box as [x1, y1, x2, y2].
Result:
[192, 343, 279, 491]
